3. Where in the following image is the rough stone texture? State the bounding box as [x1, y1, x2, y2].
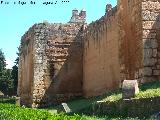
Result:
[15, 97, 21, 106]
[88, 97, 160, 117]
[18, 22, 85, 107]
[122, 80, 139, 99]
[61, 103, 72, 113]
[69, 9, 86, 23]
[142, 0, 160, 83]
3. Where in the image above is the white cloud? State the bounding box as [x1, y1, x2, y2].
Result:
[6, 59, 14, 69]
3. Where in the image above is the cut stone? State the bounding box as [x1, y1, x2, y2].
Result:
[122, 80, 139, 99]
[144, 49, 152, 58]
[143, 67, 152, 76]
[144, 58, 157, 66]
[61, 103, 72, 113]
[0, 91, 4, 98]
[16, 97, 21, 106]
[153, 70, 160, 76]
[143, 39, 158, 49]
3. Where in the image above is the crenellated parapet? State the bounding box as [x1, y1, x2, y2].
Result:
[69, 9, 86, 23]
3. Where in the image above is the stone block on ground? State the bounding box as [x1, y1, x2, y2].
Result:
[15, 97, 21, 106]
[0, 91, 4, 98]
[122, 80, 139, 99]
[61, 103, 72, 114]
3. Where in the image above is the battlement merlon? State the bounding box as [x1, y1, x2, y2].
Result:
[69, 8, 86, 23]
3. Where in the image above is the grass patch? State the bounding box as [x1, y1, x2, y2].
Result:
[47, 90, 122, 113]
[136, 81, 160, 98]
[0, 97, 16, 104]
[100, 90, 122, 102]
[1, 81, 160, 120]
[0, 103, 88, 120]
[0, 103, 142, 120]
[48, 80, 160, 118]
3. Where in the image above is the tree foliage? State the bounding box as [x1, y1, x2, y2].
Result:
[0, 49, 19, 96]
[0, 49, 6, 75]
[11, 57, 18, 95]
[0, 49, 13, 95]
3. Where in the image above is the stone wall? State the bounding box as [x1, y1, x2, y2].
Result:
[83, 7, 121, 97]
[85, 97, 160, 117]
[118, 0, 160, 83]
[18, 23, 84, 107]
[142, 0, 160, 83]
[83, 0, 160, 97]
[118, 0, 143, 80]
[18, 25, 36, 106]
[42, 23, 84, 107]
[32, 23, 49, 108]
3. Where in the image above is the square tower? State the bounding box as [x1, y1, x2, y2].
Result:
[118, 0, 160, 83]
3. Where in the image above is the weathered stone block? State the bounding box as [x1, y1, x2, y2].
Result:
[141, 76, 157, 83]
[143, 39, 158, 49]
[157, 65, 160, 69]
[61, 103, 72, 113]
[0, 91, 4, 98]
[153, 70, 160, 76]
[142, 11, 159, 21]
[143, 30, 156, 39]
[153, 49, 158, 57]
[142, 1, 160, 10]
[143, 21, 155, 29]
[16, 97, 21, 106]
[122, 80, 139, 99]
[144, 58, 157, 66]
[144, 48, 152, 58]
[143, 67, 152, 76]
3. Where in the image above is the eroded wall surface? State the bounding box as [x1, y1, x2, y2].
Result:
[118, 0, 143, 80]
[83, 9, 121, 97]
[18, 24, 49, 107]
[142, 0, 160, 83]
[83, 0, 160, 97]
[18, 23, 84, 107]
[43, 23, 84, 107]
[18, 25, 36, 106]
[118, 0, 160, 83]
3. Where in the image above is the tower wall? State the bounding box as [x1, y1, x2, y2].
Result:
[18, 23, 84, 107]
[83, 8, 120, 97]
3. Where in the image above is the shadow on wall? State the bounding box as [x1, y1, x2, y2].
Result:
[39, 25, 84, 107]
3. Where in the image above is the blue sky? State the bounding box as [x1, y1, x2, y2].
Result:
[0, 0, 117, 69]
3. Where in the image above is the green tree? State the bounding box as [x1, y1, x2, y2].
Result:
[0, 49, 14, 95]
[11, 60, 18, 95]
[0, 49, 7, 93]
[0, 49, 6, 75]
[11, 51, 19, 95]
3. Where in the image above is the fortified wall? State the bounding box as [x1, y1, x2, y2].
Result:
[83, 5, 120, 96]
[18, 0, 160, 107]
[18, 22, 85, 107]
[83, 0, 160, 97]
[118, 0, 160, 83]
